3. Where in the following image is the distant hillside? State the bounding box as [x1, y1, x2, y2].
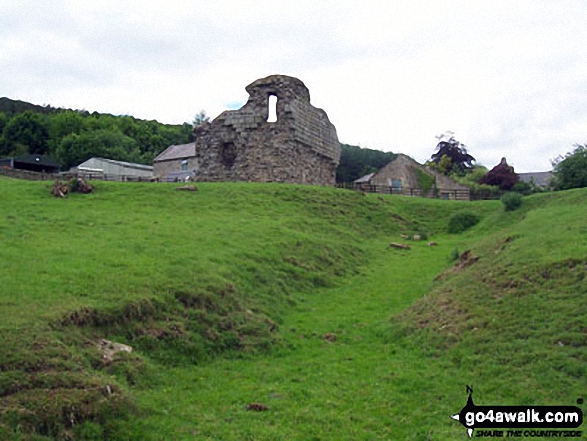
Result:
[0, 97, 192, 169]
[1, 97, 395, 178]
[0, 97, 65, 116]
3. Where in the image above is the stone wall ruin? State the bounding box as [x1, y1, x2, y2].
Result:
[193, 75, 341, 185]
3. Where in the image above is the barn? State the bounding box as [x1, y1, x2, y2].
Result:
[0, 154, 61, 174]
[71, 158, 153, 180]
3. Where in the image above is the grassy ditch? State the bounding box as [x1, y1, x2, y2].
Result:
[391, 189, 587, 409]
[3, 177, 584, 440]
[0, 178, 474, 439]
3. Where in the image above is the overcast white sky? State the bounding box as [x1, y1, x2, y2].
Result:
[2, 0, 586, 172]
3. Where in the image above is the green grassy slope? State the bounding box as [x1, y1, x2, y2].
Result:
[0, 177, 585, 440]
[0, 177, 474, 439]
[392, 189, 587, 406]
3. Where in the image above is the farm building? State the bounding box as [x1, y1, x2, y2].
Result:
[71, 158, 153, 180]
[0, 154, 61, 174]
[518, 171, 552, 188]
[152, 142, 197, 181]
[354, 154, 470, 200]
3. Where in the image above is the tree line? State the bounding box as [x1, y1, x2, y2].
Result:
[0, 98, 397, 179]
[2, 97, 583, 192]
[0, 97, 193, 170]
[427, 133, 587, 192]
[336, 143, 397, 183]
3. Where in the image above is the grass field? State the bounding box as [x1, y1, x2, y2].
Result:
[0, 177, 585, 440]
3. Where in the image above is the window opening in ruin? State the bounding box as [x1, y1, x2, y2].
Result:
[181, 160, 188, 171]
[267, 94, 277, 123]
[221, 142, 237, 168]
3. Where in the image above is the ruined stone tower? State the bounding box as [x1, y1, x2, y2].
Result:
[193, 75, 341, 185]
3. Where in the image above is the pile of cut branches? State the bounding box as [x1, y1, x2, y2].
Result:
[51, 177, 94, 198]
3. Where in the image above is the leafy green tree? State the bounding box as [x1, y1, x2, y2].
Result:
[48, 111, 88, 152]
[450, 165, 500, 199]
[0, 112, 7, 155]
[2, 111, 50, 155]
[192, 110, 210, 128]
[429, 133, 475, 176]
[436, 154, 453, 175]
[336, 144, 396, 182]
[0, 97, 193, 163]
[551, 144, 587, 190]
[55, 129, 141, 170]
[0, 112, 7, 134]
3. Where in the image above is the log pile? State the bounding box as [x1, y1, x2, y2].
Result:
[50, 177, 94, 198]
[389, 242, 411, 250]
[51, 180, 69, 198]
[176, 185, 198, 192]
[73, 177, 94, 194]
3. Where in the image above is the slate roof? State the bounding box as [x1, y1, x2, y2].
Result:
[518, 171, 552, 187]
[153, 143, 196, 162]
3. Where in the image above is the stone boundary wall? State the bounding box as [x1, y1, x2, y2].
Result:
[0, 167, 60, 181]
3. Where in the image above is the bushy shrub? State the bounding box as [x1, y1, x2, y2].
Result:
[511, 180, 544, 195]
[551, 144, 587, 190]
[415, 231, 429, 241]
[501, 192, 523, 212]
[511, 181, 532, 195]
[478, 157, 519, 190]
[447, 211, 480, 234]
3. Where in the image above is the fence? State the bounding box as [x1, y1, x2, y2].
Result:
[0, 167, 59, 181]
[337, 182, 505, 201]
[2, 167, 503, 200]
[0, 167, 163, 183]
[74, 172, 158, 182]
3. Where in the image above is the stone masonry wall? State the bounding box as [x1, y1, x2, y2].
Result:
[194, 75, 341, 185]
[153, 157, 198, 179]
[0, 167, 58, 181]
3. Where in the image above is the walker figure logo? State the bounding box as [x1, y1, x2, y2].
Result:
[451, 386, 583, 438]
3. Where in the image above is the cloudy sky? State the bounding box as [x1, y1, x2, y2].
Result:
[2, 0, 586, 172]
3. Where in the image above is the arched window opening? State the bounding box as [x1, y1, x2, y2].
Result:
[267, 95, 277, 123]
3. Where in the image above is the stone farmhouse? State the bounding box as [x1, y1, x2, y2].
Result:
[153, 142, 197, 181]
[355, 154, 471, 200]
[518, 171, 552, 188]
[171, 74, 340, 186]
